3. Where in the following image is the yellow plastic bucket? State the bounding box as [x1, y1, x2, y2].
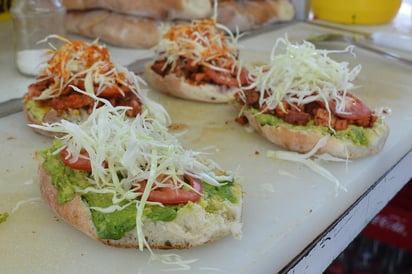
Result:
[0, 0, 12, 21]
[311, 0, 402, 25]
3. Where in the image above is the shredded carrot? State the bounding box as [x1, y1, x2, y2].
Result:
[47, 40, 108, 81]
[157, 18, 239, 71]
[35, 36, 131, 100]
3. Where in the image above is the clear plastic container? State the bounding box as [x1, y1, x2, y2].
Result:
[10, 0, 66, 76]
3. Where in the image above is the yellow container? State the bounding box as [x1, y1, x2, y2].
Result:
[311, 0, 402, 25]
[0, 0, 12, 21]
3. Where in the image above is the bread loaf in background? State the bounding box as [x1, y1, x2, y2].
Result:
[63, 0, 295, 48]
[63, 0, 214, 20]
[66, 10, 168, 48]
[217, 0, 294, 32]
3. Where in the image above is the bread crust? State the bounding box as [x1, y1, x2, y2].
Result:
[66, 10, 165, 48]
[39, 166, 99, 240]
[217, 0, 295, 31]
[22, 96, 66, 138]
[23, 95, 89, 138]
[38, 163, 242, 249]
[243, 110, 389, 159]
[63, 0, 212, 20]
[144, 63, 239, 103]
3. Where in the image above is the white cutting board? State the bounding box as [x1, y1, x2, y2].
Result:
[1, 23, 412, 274]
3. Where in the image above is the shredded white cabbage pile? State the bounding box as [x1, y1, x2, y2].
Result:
[85, 65, 172, 126]
[30, 94, 233, 251]
[242, 36, 362, 116]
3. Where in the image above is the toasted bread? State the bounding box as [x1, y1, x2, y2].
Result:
[242, 108, 390, 159]
[144, 63, 240, 103]
[39, 163, 243, 249]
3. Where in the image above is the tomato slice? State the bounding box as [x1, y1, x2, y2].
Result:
[329, 93, 372, 120]
[137, 175, 203, 205]
[60, 147, 203, 205]
[60, 147, 93, 171]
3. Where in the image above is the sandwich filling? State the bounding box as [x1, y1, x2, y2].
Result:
[34, 99, 241, 247]
[235, 37, 384, 146]
[25, 36, 167, 123]
[150, 18, 249, 88]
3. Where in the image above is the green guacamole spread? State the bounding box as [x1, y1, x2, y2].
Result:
[25, 99, 51, 123]
[0, 212, 9, 224]
[39, 142, 240, 240]
[249, 108, 384, 147]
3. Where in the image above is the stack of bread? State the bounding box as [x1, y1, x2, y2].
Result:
[63, 0, 295, 48]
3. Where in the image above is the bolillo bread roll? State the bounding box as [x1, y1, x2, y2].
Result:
[39, 164, 243, 249]
[217, 0, 295, 32]
[63, 0, 213, 20]
[144, 63, 240, 103]
[234, 36, 390, 159]
[242, 109, 390, 159]
[65, 10, 166, 48]
[63, 0, 295, 48]
[23, 36, 170, 137]
[144, 18, 249, 103]
[34, 102, 243, 250]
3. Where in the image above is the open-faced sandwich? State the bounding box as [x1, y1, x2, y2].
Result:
[144, 17, 249, 103]
[32, 96, 242, 249]
[23, 36, 168, 137]
[235, 37, 389, 159]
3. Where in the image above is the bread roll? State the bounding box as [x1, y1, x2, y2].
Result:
[242, 109, 390, 159]
[22, 96, 89, 137]
[217, 0, 295, 32]
[39, 164, 243, 249]
[66, 10, 166, 48]
[63, 0, 213, 20]
[144, 63, 240, 103]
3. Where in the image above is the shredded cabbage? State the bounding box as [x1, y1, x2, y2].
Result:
[267, 136, 348, 194]
[31, 36, 170, 126]
[242, 36, 362, 118]
[152, 253, 199, 271]
[30, 94, 233, 251]
[11, 197, 42, 214]
[153, 18, 241, 74]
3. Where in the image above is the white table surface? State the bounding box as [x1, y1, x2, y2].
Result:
[1, 7, 412, 273]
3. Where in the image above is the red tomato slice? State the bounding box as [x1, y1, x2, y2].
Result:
[61, 147, 203, 205]
[60, 147, 109, 171]
[60, 147, 92, 171]
[138, 175, 203, 205]
[329, 93, 372, 120]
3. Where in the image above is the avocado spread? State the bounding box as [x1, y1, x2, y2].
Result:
[0, 212, 9, 224]
[25, 99, 51, 123]
[39, 142, 240, 240]
[250, 108, 384, 147]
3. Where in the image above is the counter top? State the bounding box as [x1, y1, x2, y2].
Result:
[1, 11, 412, 274]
